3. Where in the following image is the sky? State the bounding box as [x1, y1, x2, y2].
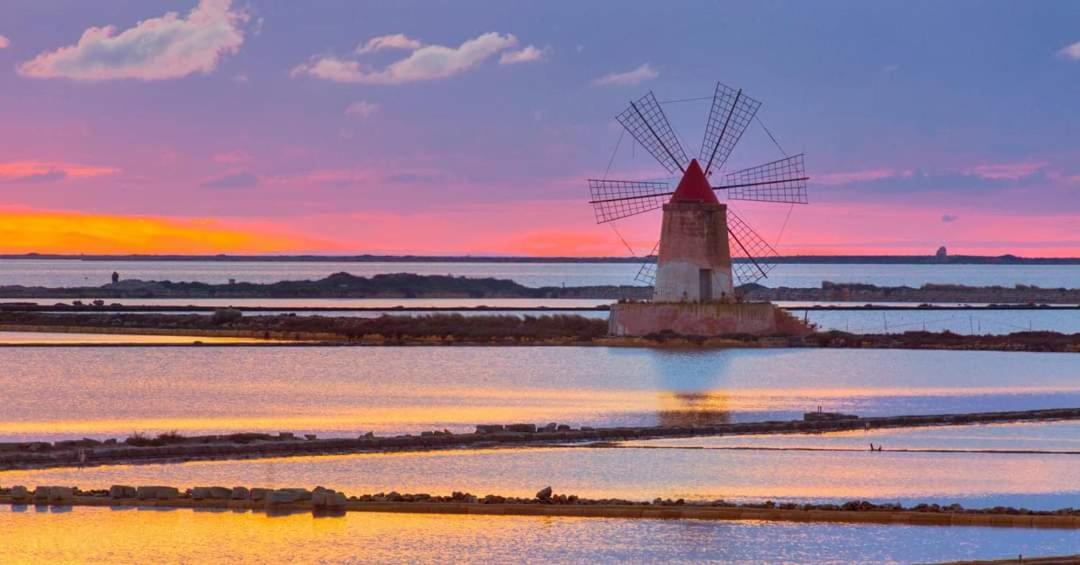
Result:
[0, 0, 1077, 257]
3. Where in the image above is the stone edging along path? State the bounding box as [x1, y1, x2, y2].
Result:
[2, 486, 1079, 530]
[2, 408, 1079, 471]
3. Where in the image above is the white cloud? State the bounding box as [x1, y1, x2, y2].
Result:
[293, 32, 518, 85]
[499, 45, 547, 65]
[17, 0, 247, 81]
[345, 100, 378, 119]
[0, 36, 10, 49]
[1059, 41, 1080, 60]
[592, 63, 658, 86]
[356, 33, 422, 54]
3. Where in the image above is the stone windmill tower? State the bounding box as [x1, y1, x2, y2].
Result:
[588, 82, 812, 336]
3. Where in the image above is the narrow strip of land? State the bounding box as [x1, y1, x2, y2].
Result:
[2, 488, 1077, 530]
[3, 407, 1078, 471]
[1, 312, 1077, 351]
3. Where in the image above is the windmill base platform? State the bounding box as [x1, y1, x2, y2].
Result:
[607, 302, 812, 337]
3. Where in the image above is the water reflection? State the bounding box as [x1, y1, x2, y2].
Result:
[656, 393, 732, 427]
[1, 346, 1077, 441]
[3, 505, 1078, 564]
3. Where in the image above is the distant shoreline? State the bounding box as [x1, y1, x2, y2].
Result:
[2, 253, 1078, 265]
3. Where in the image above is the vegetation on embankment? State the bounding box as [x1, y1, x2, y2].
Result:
[0, 272, 1077, 303]
[0, 311, 1077, 351]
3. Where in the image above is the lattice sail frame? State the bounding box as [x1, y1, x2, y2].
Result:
[615, 92, 689, 175]
[634, 241, 660, 285]
[700, 83, 761, 176]
[587, 179, 671, 224]
[722, 154, 808, 204]
[727, 208, 779, 285]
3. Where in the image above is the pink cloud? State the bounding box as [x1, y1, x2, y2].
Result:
[814, 168, 912, 186]
[592, 63, 658, 86]
[0, 161, 119, 183]
[17, 0, 247, 81]
[961, 161, 1047, 180]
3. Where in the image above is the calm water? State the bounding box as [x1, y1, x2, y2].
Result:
[0, 331, 282, 345]
[2, 259, 1078, 288]
[5, 423, 1079, 510]
[1, 346, 1077, 442]
[3, 507, 1076, 564]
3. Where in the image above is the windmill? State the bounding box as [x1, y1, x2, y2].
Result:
[588, 82, 809, 302]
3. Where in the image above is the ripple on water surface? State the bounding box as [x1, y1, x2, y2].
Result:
[4, 422, 1079, 510]
[1, 347, 1078, 441]
[1, 506, 1078, 564]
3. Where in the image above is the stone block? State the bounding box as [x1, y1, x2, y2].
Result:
[109, 485, 137, 499]
[137, 486, 179, 500]
[9, 485, 29, 502]
[208, 487, 232, 499]
[506, 423, 536, 433]
[231, 487, 250, 500]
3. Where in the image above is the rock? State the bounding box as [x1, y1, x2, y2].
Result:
[10, 485, 29, 502]
[507, 423, 537, 433]
[311, 489, 348, 509]
[137, 486, 179, 500]
[191, 487, 212, 500]
[231, 487, 250, 500]
[33, 486, 74, 504]
[541, 423, 557, 432]
[475, 425, 504, 434]
[536, 486, 553, 501]
[249, 488, 272, 502]
[556, 424, 571, 431]
[267, 488, 311, 505]
[327, 491, 347, 509]
[304, 434, 317, 441]
[208, 487, 232, 499]
[109, 485, 137, 499]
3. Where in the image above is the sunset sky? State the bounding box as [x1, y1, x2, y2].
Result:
[0, 0, 1077, 256]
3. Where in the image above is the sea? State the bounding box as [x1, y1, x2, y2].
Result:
[1, 259, 1078, 562]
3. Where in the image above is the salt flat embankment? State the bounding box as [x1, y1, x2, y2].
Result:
[3, 408, 1078, 471]
[3, 485, 1078, 530]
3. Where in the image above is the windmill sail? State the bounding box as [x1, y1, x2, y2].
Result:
[700, 83, 761, 176]
[587, 179, 671, 224]
[721, 154, 809, 204]
[615, 92, 689, 175]
[633, 242, 660, 285]
[726, 208, 779, 285]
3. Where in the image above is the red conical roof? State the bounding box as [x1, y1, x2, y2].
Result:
[669, 159, 718, 204]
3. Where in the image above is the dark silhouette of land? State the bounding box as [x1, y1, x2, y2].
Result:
[2, 253, 1078, 265]
[0, 273, 1076, 302]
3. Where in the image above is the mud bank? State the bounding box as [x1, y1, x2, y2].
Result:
[3, 408, 1079, 471]
[1, 312, 1077, 351]
[2, 486, 1078, 530]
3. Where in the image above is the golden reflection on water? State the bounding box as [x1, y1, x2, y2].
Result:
[3, 445, 1077, 505]
[3, 383, 1078, 439]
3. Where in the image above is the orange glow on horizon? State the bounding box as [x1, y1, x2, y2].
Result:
[0, 209, 332, 254]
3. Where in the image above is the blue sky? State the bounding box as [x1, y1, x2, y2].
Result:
[0, 0, 1077, 255]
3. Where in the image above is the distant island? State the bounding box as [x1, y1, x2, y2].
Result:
[0, 273, 1076, 303]
[1, 253, 1078, 265]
